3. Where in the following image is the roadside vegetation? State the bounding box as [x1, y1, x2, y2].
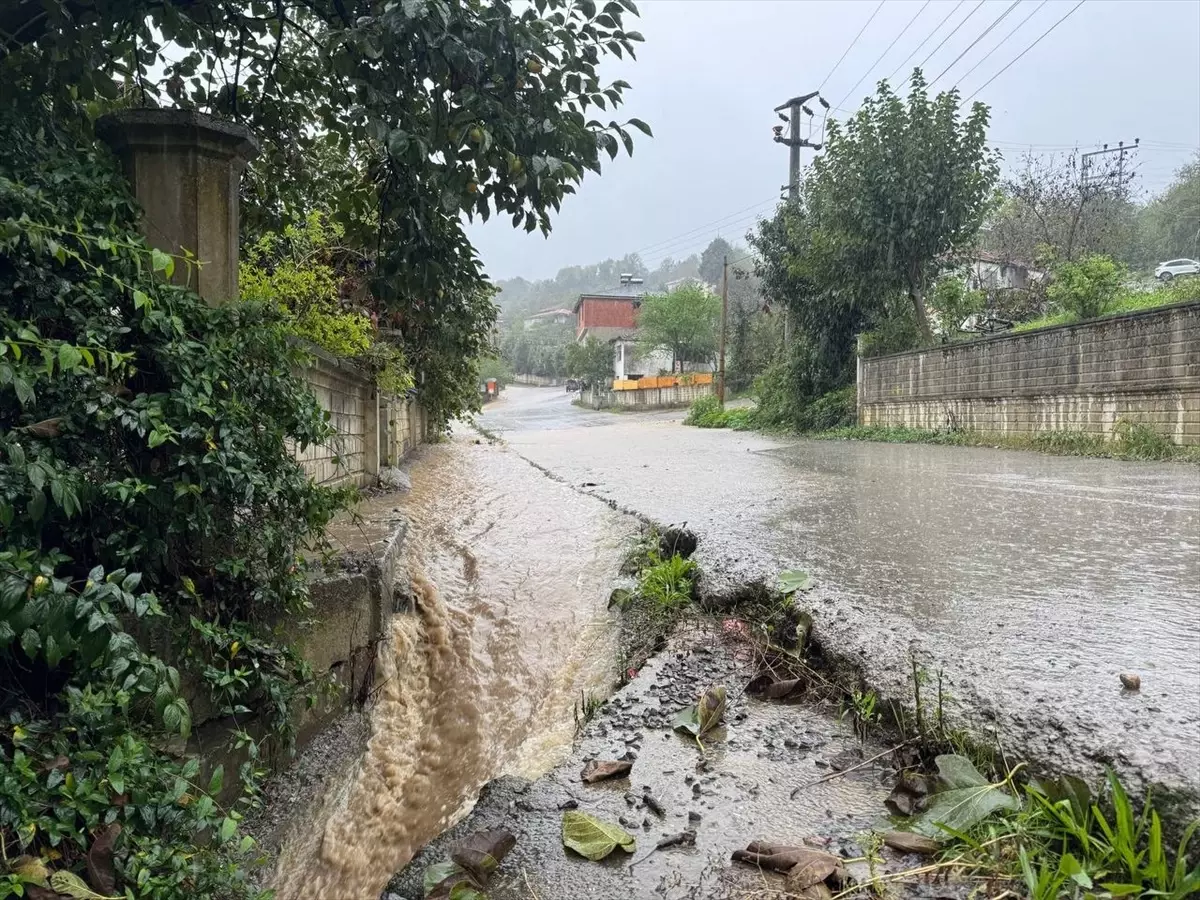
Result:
[812, 422, 1200, 464]
[1, 0, 650, 896]
[607, 527, 1199, 899]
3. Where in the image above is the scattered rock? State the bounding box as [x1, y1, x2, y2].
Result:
[829, 749, 864, 772]
[558, 798, 579, 810]
[655, 830, 697, 850]
[882, 831, 941, 856]
[688, 811, 702, 823]
[1120, 673, 1141, 691]
[642, 791, 665, 817]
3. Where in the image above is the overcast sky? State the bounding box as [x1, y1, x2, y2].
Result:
[469, 0, 1200, 283]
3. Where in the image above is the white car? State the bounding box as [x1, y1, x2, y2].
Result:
[1155, 258, 1199, 281]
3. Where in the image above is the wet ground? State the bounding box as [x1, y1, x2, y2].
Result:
[481, 387, 1200, 809]
[385, 628, 905, 900]
[270, 436, 637, 899]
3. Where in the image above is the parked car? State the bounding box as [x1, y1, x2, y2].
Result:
[1154, 258, 1200, 281]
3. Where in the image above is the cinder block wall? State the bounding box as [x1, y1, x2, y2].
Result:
[858, 301, 1200, 444]
[294, 349, 373, 485]
[294, 342, 428, 485]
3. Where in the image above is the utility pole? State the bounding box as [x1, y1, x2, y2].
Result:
[773, 92, 823, 201]
[1081, 138, 1140, 192]
[718, 255, 728, 407]
[772, 91, 825, 343]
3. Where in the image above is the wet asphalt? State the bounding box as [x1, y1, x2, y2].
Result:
[478, 386, 1200, 812]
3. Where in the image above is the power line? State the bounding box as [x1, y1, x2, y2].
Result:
[888, 0, 966, 82]
[898, 0, 986, 90]
[818, 0, 886, 91]
[835, 0, 932, 110]
[961, 0, 1087, 105]
[930, 0, 1022, 87]
[629, 197, 778, 257]
[953, 0, 1049, 89]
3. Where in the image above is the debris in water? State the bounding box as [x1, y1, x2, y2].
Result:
[655, 830, 696, 850]
[561, 811, 637, 861]
[902, 754, 1018, 838]
[641, 790, 665, 817]
[672, 684, 727, 748]
[580, 760, 633, 784]
[1120, 673, 1141, 691]
[732, 840, 846, 897]
[423, 827, 517, 898]
[884, 773, 930, 817]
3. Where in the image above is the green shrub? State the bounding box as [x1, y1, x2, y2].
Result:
[796, 386, 857, 432]
[1113, 420, 1176, 460]
[1, 108, 345, 898]
[1046, 254, 1126, 320]
[684, 395, 726, 428]
[241, 212, 413, 396]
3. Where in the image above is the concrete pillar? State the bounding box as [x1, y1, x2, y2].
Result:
[97, 109, 259, 305]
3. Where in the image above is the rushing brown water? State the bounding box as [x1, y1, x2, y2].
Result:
[271, 435, 636, 899]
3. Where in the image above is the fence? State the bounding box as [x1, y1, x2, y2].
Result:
[857, 301, 1200, 445]
[582, 376, 715, 410]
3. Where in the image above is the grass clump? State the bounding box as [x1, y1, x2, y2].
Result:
[938, 771, 1200, 900]
[637, 549, 696, 610]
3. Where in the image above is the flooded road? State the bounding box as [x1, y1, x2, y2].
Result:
[273, 434, 636, 899]
[483, 386, 1200, 804]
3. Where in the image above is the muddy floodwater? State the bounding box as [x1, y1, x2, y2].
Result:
[484, 387, 1200, 803]
[271, 385, 1199, 898]
[271, 436, 636, 899]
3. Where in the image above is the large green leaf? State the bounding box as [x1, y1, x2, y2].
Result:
[905, 754, 1018, 839]
[777, 569, 813, 594]
[561, 811, 636, 860]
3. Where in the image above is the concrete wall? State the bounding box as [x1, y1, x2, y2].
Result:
[858, 301, 1200, 445]
[582, 380, 714, 410]
[513, 373, 565, 387]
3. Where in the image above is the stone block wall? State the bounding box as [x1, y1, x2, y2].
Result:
[858, 301, 1200, 444]
[295, 347, 375, 486]
[294, 343, 428, 485]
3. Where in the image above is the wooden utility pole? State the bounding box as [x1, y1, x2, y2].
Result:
[718, 255, 728, 407]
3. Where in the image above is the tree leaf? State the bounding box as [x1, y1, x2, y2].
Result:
[49, 869, 121, 899]
[904, 754, 1018, 839]
[561, 810, 636, 860]
[697, 684, 726, 737]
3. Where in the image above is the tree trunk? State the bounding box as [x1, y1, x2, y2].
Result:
[909, 285, 933, 345]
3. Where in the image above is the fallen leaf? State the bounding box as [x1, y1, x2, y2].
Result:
[792, 883, 834, 900]
[581, 760, 632, 784]
[86, 823, 121, 894]
[13, 856, 50, 886]
[778, 569, 813, 594]
[732, 842, 840, 875]
[672, 704, 702, 736]
[785, 850, 841, 890]
[423, 860, 475, 899]
[882, 831, 941, 855]
[697, 684, 726, 737]
[561, 810, 636, 861]
[449, 828, 515, 886]
[904, 754, 1018, 839]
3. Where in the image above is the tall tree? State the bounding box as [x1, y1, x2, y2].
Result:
[983, 150, 1138, 266]
[806, 70, 998, 342]
[1135, 155, 1200, 265]
[2, 0, 651, 425]
[699, 236, 734, 286]
[637, 283, 721, 368]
